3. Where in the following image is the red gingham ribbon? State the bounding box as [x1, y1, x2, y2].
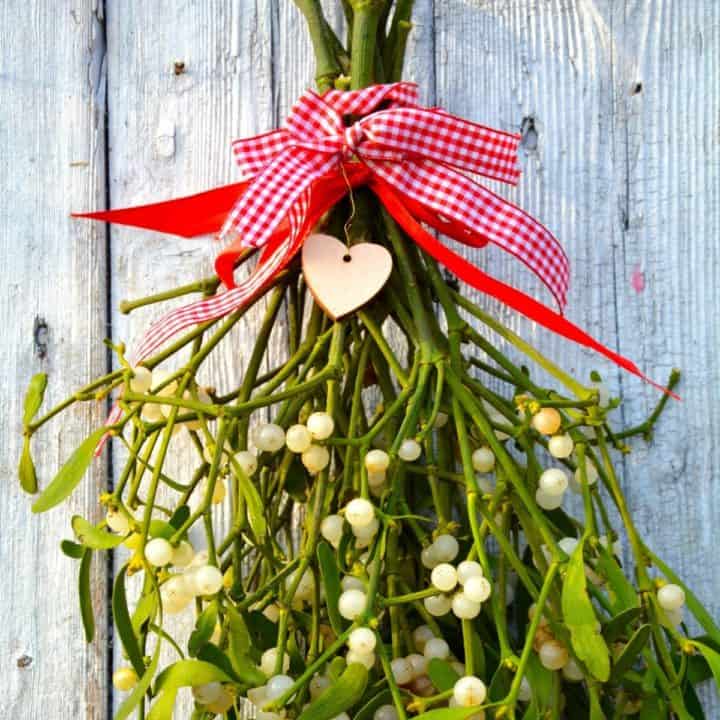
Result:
[77, 83, 675, 449]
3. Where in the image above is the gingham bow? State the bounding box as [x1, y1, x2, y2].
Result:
[77, 82, 675, 445]
[220, 82, 569, 308]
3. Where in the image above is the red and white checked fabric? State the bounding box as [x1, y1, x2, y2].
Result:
[95, 82, 573, 450]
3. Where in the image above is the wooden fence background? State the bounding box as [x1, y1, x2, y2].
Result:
[1, 1, 718, 717]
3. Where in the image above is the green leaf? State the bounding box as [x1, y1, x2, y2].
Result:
[32, 427, 105, 513]
[562, 538, 611, 681]
[60, 539, 84, 559]
[602, 606, 642, 643]
[488, 663, 513, 702]
[148, 519, 176, 540]
[148, 660, 231, 720]
[72, 514, 126, 550]
[197, 640, 265, 687]
[524, 652, 553, 711]
[115, 641, 160, 720]
[234, 462, 267, 540]
[23, 372, 47, 425]
[589, 687, 606, 720]
[78, 549, 95, 642]
[414, 708, 489, 720]
[226, 604, 253, 665]
[189, 602, 218, 657]
[427, 658, 461, 693]
[132, 590, 158, 634]
[687, 641, 720, 690]
[19, 436, 38, 493]
[595, 545, 638, 613]
[113, 565, 146, 677]
[317, 541, 345, 635]
[609, 624, 651, 683]
[168, 505, 190, 530]
[244, 609, 278, 651]
[297, 662, 369, 720]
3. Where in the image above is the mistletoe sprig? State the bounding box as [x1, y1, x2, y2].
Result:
[20, 2, 719, 719]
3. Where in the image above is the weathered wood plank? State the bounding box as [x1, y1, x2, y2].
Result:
[0, 1, 109, 718]
[105, 1, 274, 716]
[612, 1, 720, 712]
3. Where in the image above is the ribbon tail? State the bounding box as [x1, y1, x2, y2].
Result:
[374, 180, 679, 400]
[73, 183, 249, 238]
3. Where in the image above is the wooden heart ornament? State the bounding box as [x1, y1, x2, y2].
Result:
[301, 233, 393, 320]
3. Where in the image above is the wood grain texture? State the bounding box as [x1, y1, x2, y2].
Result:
[0, 1, 109, 718]
[3, 0, 719, 717]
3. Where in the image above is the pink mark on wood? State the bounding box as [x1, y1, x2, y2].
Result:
[631, 264, 645, 293]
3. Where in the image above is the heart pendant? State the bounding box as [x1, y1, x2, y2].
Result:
[301, 233, 393, 320]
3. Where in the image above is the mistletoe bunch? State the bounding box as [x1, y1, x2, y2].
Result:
[20, 2, 720, 719]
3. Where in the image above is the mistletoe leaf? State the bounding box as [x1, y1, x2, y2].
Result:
[230, 457, 267, 540]
[115, 642, 161, 720]
[687, 641, 720, 691]
[297, 662, 369, 720]
[18, 436, 37, 493]
[60, 539, 84, 559]
[602, 606, 642, 643]
[414, 708, 488, 720]
[72, 515, 125, 550]
[23, 372, 47, 425]
[188, 601, 218, 657]
[148, 659, 231, 720]
[113, 565, 146, 677]
[226, 603, 253, 662]
[427, 658, 461, 692]
[32, 427, 105, 513]
[609, 624, 651, 683]
[562, 538, 611, 682]
[595, 545, 638, 613]
[317, 540, 345, 635]
[78, 549, 95, 642]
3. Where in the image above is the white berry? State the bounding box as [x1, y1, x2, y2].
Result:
[374, 705, 400, 720]
[558, 537, 579, 556]
[339, 589, 367, 620]
[235, 450, 258, 477]
[423, 637, 450, 660]
[192, 681, 223, 705]
[254, 423, 286, 453]
[145, 538, 173, 567]
[406, 653, 428, 678]
[364, 449, 390, 473]
[531, 408, 562, 435]
[261, 648, 289, 676]
[538, 468, 568, 496]
[421, 545, 441, 569]
[348, 627, 377, 655]
[345, 498, 375, 528]
[431, 563, 458, 592]
[320, 515, 344, 547]
[657, 583, 685, 611]
[412, 625, 435, 652]
[472, 447, 495, 473]
[161, 576, 192, 614]
[562, 658, 584, 682]
[536, 488, 564, 510]
[538, 640, 569, 670]
[453, 676, 487, 707]
[191, 565, 224, 596]
[424, 593, 452, 617]
[129, 366, 153, 394]
[548, 434, 574, 459]
[265, 674, 294, 701]
[463, 576, 492, 603]
[457, 560, 483, 585]
[286, 424, 313, 453]
[518, 676, 532, 702]
[306, 412, 335, 440]
[452, 591, 482, 619]
[391, 657, 414, 685]
[301, 444, 330, 474]
[398, 439, 422, 462]
[171, 540, 195, 567]
[106, 509, 130, 535]
[341, 575, 366, 592]
[433, 534, 460, 563]
[347, 649, 376, 669]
